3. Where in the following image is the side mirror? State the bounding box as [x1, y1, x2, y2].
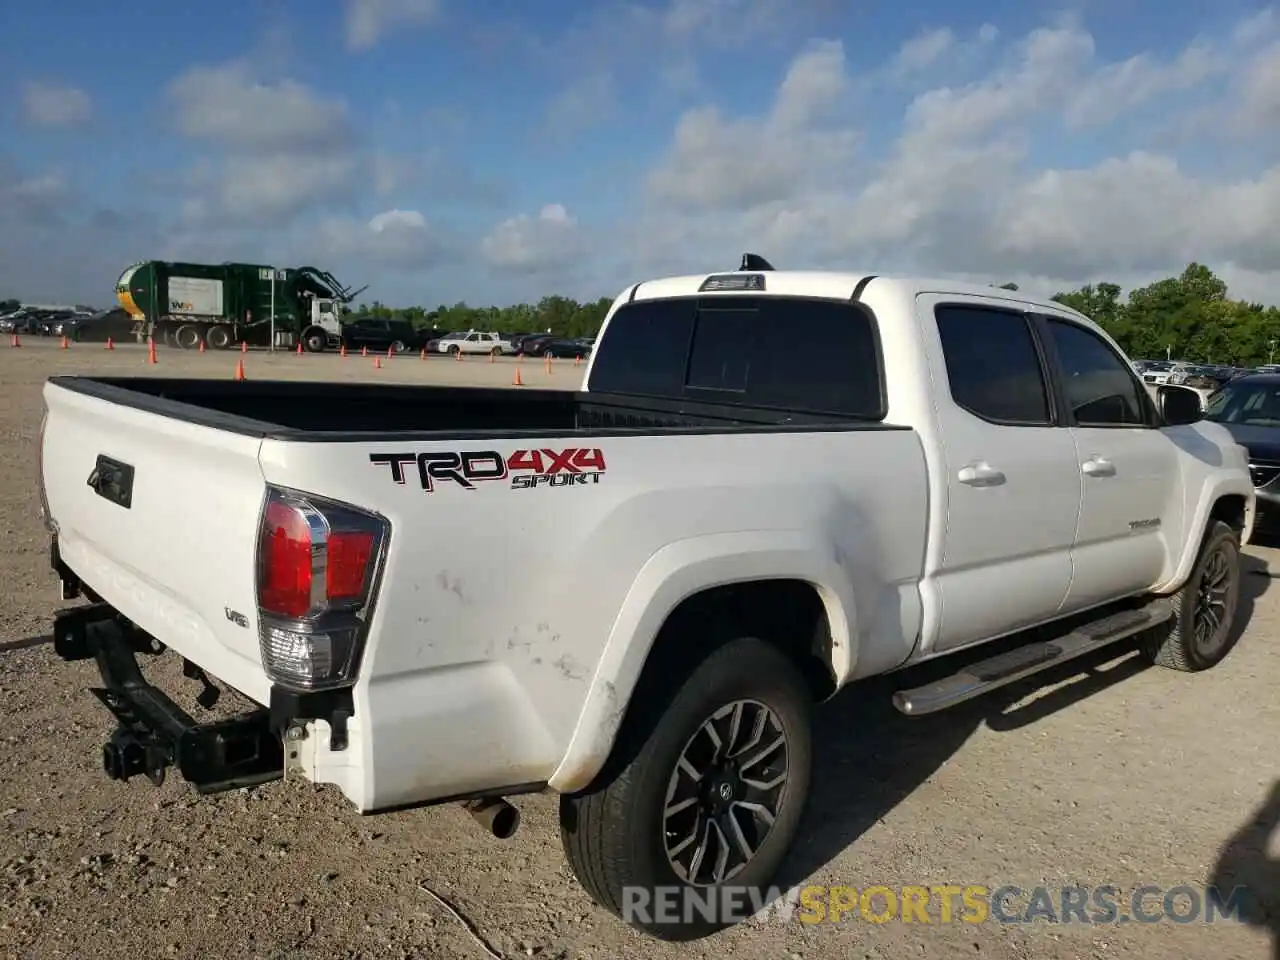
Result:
[1157, 384, 1203, 425]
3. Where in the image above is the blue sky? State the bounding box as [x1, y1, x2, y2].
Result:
[2, 0, 1279, 308]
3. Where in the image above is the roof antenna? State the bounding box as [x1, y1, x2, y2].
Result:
[739, 253, 775, 272]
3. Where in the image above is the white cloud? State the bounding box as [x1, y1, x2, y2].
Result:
[646, 39, 857, 211]
[545, 74, 617, 136]
[164, 61, 366, 228]
[21, 81, 91, 127]
[892, 28, 956, 74]
[480, 204, 583, 273]
[317, 207, 447, 269]
[1234, 39, 1280, 128]
[344, 0, 441, 51]
[168, 62, 351, 152]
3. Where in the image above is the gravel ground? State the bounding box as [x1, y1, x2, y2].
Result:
[1, 338, 1276, 960]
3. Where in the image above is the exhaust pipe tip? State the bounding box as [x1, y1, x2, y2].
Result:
[462, 797, 521, 840]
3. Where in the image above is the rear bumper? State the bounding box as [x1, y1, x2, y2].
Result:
[53, 603, 284, 793]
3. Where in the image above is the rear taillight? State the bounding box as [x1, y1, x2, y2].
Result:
[255, 487, 389, 691]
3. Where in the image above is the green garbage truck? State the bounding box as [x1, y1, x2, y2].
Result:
[114, 261, 367, 351]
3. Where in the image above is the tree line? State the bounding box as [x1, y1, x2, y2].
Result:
[347, 295, 614, 341]
[1049, 263, 1279, 367]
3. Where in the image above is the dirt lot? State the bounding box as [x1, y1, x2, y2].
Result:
[1, 338, 1276, 960]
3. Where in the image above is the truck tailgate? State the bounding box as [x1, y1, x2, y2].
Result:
[41, 381, 271, 704]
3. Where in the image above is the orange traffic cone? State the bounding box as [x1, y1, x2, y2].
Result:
[361, 345, 368, 357]
[386, 345, 394, 359]
[340, 343, 347, 358]
[105, 337, 114, 351]
[198, 339, 206, 353]
[512, 366, 523, 386]
[10, 333, 19, 348]
[575, 354, 582, 366]
[374, 355, 382, 370]
[544, 354, 552, 375]
[489, 350, 495, 364]
[234, 358, 246, 381]
[420, 347, 426, 360]
[60, 335, 69, 349]
[296, 342, 304, 356]
[455, 348, 463, 361]
[240, 341, 248, 354]
[147, 338, 158, 364]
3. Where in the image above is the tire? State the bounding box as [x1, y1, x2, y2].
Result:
[174, 324, 202, 350]
[490, 346, 502, 357]
[1142, 520, 1242, 672]
[559, 636, 813, 941]
[448, 345, 460, 357]
[205, 326, 232, 350]
[391, 340, 406, 353]
[303, 329, 327, 353]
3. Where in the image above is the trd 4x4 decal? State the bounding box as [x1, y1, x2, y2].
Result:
[370, 447, 607, 493]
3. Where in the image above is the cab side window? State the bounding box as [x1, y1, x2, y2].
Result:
[1045, 319, 1146, 426]
[935, 304, 1052, 425]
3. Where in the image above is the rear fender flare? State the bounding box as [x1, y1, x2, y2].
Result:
[547, 530, 855, 793]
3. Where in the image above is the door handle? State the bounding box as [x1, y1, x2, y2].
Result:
[957, 461, 1006, 486]
[1082, 457, 1116, 477]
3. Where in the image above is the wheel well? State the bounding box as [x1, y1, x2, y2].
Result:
[640, 579, 838, 704]
[1210, 495, 1247, 533]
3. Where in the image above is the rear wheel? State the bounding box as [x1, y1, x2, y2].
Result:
[560, 636, 813, 941]
[174, 324, 203, 350]
[1142, 520, 1242, 671]
[490, 346, 502, 357]
[205, 326, 232, 350]
[391, 339, 406, 353]
[448, 344, 460, 357]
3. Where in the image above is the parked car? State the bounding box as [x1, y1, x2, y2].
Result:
[430, 330, 513, 356]
[523, 336, 591, 359]
[506, 333, 539, 353]
[1202, 372, 1280, 533]
[340, 317, 430, 353]
[70, 308, 137, 343]
[37, 259, 1253, 942]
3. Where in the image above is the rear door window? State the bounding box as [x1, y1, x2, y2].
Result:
[935, 304, 1052, 425]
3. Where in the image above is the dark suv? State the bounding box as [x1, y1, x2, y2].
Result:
[340, 317, 429, 353]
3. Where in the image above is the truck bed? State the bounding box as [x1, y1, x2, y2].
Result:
[46, 376, 897, 440]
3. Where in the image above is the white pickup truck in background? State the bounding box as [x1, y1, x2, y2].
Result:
[37, 255, 1255, 941]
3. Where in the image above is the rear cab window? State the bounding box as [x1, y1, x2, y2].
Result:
[587, 296, 885, 419]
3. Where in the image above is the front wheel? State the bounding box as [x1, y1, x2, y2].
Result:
[1142, 520, 1242, 671]
[391, 340, 406, 353]
[560, 636, 813, 941]
[205, 326, 232, 350]
[303, 329, 328, 353]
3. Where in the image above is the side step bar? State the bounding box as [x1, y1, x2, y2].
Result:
[893, 599, 1173, 716]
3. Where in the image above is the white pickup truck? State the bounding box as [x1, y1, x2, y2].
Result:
[38, 257, 1255, 940]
